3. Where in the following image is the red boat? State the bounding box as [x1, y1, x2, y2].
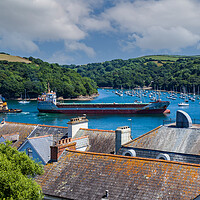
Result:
[37, 90, 170, 115]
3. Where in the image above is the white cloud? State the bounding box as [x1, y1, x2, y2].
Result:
[0, 33, 39, 52]
[0, 0, 95, 53]
[133, 26, 200, 51]
[105, 0, 200, 52]
[82, 18, 111, 32]
[47, 51, 74, 65]
[65, 41, 95, 57]
[1, 0, 200, 61]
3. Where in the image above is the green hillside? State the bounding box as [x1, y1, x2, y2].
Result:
[63, 55, 200, 93]
[0, 56, 97, 99]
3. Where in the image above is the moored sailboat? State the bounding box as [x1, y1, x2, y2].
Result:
[19, 89, 30, 104]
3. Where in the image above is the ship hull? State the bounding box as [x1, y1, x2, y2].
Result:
[38, 108, 168, 114]
[0, 109, 22, 113]
[37, 101, 170, 115]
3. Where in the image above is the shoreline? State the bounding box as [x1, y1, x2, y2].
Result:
[11, 93, 99, 101]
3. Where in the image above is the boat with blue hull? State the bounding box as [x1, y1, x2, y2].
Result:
[37, 89, 170, 115]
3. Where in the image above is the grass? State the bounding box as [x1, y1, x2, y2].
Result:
[0, 54, 31, 63]
[143, 55, 180, 61]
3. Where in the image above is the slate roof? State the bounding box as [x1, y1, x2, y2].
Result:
[36, 149, 200, 200]
[27, 135, 53, 164]
[124, 125, 200, 155]
[0, 121, 68, 149]
[1, 133, 19, 142]
[74, 128, 115, 153]
[30, 125, 68, 138]
[29, 125, 68, 144]
[0, 121, 36, 148]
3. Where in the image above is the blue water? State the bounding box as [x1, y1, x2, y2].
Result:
[1, 89, 200, 139]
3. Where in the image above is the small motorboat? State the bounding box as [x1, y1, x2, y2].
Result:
[178, 102, 189, 106]
[0, 95, 22, 113]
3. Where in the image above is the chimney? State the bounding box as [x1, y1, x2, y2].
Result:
[115, 126, 131, 154]
[67, 116, 88, 138]
[50, 138, 76, 162]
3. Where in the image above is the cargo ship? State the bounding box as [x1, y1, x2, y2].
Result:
[0, 95, 22, 113]
[37, 90, 170, 114]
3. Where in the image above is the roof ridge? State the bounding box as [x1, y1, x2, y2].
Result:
[38, 124, 68, 129]
[123, 125, 162, 146]
[64, 149, 200, 167]
[1, 132, 19, 137]
[71, 135, 89, 141]
[28, 134, 53, 140]
[80, 128, 115, 132]
[3, 121, 68, 129]
[4, 121, 38, 126]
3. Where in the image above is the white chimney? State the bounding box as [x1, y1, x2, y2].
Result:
[67, 116, 88, 138]
[115, 126, 131, 154]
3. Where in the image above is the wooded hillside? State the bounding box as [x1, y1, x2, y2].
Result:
[63, 55, 200, 93]
[0, 55, 97, 99]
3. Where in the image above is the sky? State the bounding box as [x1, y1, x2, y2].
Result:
[1, 0, 200, 65]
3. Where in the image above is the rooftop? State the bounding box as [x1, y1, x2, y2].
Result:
[74, 128, 115, 154]
[123, 124, 200, 155]
[0, 121, 36, 148]
[0, 121, 68, 149]
[36, 149, 200, 200]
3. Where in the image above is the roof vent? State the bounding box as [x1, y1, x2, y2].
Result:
[122, 149, 136, 157]
[102, 190, 109, 200]
[176, 110, 192, 128]
[156, 153, 170, 161]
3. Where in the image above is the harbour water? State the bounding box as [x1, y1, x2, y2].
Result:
[1, 89, 200, 139]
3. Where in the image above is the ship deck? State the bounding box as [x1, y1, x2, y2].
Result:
[57, 102, 149, 105]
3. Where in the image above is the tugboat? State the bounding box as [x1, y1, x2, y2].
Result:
[0, 95, 22, 113]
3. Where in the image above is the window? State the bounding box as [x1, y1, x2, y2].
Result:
[27, 148, 33, 158]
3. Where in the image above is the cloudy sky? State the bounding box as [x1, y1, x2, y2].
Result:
[1, 0, 200, 65]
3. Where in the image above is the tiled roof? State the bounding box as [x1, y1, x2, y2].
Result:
[36, 150, 200, 200]
[74, 128, 115, 153]
[124, 125, 200, 155]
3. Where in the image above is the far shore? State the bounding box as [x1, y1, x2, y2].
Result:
[11, 93, 99, 101]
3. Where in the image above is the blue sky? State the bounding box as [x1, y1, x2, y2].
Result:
[1, 0, 200, 65]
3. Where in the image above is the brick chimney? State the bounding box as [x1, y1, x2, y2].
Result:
[50, 138, 76, 162]
[67, 116, 88, 138]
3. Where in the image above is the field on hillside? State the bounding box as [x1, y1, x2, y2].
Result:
[0, 54, 31, 63]
[143, 55, 181, 61]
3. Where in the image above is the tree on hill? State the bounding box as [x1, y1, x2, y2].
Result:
[0, 57, 98, 99]
[0, 142, 44, 200]
[63, 56, 200, 93]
